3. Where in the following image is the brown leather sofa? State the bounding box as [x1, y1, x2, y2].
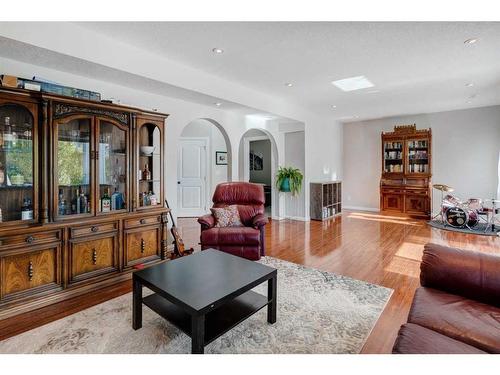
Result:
[393, 243, 500, 354]
[198, 182, 268, 260]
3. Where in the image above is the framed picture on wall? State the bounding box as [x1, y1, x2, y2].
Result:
[216, 151, 228, 165]
[250, 150, 263, 171]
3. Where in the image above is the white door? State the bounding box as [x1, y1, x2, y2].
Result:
[177, 138, 208, 217]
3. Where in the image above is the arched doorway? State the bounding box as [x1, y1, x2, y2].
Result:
[238, 129, 279, 218]
[177, 118, 232, 217]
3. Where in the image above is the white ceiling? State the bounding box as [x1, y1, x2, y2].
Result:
[74, 22, 500, 121]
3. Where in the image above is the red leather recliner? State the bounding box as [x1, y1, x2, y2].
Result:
[198, 182, 268, 260]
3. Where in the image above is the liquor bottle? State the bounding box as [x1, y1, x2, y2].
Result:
[142, 164, 151, 180]
[3, 117, 12, 149]
[71, 187, 80, 214]
[143, 191, 149, 206]
[101, 188, 111, 212]
[0, 162, 4, 185]
[111, 188, 118, 210]
[79, 189, 88, 213]
[21, 198, 33, 221]
[58, 189, 66, 215]
[139, 192, 144, 207]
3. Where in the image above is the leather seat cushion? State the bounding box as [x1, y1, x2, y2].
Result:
[201, 227, 261, 246]
[408, 287, 500, 353]
[393, 323, 486, 354]
[202, 246, 261, 261]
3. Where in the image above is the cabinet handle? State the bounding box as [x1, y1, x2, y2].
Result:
[91, 226, 98, 233]
[140, 239, 145, 253]
[92, 248, 97, 265]
[140, 219, 146, 225]
[28, 261, 34, 281]
[25, 235, 35, 244]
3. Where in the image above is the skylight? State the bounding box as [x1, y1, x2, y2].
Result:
[332, 76, 374, 92]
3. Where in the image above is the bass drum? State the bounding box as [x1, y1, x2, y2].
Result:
[445, 207, 478, 228]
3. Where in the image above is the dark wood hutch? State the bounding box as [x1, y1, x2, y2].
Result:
[380, 124, 432, 218]
[0, 86, 169, 319]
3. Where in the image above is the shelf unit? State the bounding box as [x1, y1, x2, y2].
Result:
[380, 124, 432, 218]
[310, 181, 342, 221]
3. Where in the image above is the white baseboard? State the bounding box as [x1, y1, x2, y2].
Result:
[272, 215, 310, 222]
[342, 205, 380, 212]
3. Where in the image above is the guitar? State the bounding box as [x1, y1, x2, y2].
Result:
[165, 200, 194, 258]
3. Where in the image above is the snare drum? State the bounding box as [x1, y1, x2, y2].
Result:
[443, 194, 462, 207]
[466, 198, 483, 212]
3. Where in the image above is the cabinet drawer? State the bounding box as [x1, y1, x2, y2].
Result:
[69, 235, 119, 283]
[70, 222, 118, 238]
[382, 189, 403, 194]
[1, 245, 61, 301]
[406, 189, 428, 196]
[0, 230, 61, 250]
[124, 215, 162, 229]
[124, 226, 161, 266]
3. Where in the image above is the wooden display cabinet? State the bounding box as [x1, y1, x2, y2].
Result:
[380, 124, 432, 218]
[0, 87, 170, 319]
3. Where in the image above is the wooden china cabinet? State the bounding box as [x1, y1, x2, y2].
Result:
[380, 124, 432, 218]
[0, 87, 169, 319]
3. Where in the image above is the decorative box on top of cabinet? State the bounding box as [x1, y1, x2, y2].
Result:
[0, 86, 170, 319]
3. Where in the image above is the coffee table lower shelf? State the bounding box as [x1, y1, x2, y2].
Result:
[143, 290, 269, 347]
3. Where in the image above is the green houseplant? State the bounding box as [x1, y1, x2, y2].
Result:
[275, 166, 303, 196]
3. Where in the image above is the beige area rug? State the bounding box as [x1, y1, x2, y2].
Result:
[0, 257, 393, 354]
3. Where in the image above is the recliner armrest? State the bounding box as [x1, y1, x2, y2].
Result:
[252, 213, 268, 229]
[420, 243, 500, 307]
[198, 214, 215, 230]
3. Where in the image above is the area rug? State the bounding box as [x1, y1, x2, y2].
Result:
[0, 257, 393, 354]
[428, 220, 500, 236]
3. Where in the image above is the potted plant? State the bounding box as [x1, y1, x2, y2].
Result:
[275, 166, 303, 196]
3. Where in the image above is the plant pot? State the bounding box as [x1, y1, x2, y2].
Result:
[280, 178, 291, 192]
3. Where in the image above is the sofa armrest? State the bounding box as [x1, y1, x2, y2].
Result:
[252, 213, 268, 229]
[198, 214, 215, 230]
[420, 243, 500, 307]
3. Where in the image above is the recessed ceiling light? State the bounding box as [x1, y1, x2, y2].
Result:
[467, 100, 473, 104]
[212, 47, 224, 54]
[284, 82, 293, 87]
[465, 83, 474, 87]
[332, 75, 374, 92]
[464, 38, 478, 45]
[214, 102, 222, 107]
[331, 105, 337, 109]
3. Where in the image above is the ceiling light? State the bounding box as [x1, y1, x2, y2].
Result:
[214, 102, 222, 107]
[464, 38, 478, 45]
[468, 94, 477, 99]
[212, 47, 224, 54]
[465, 83, 474, 87]
[467, 100, 473, 104]
[332, 75, 374, 92]
[284, 82, 293, 87]
[331, 105, 337, 109]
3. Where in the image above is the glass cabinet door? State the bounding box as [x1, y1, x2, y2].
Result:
[56, 118, 92, 217]
[406, 138, 429, 174]
[383, 139, 404, 173]
[97, 120, 127, 213]
[138, 123, 162, 208]
[0, 104, 35, 223]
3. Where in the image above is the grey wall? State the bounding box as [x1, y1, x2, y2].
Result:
[285, 131, 306, 218]
[342, 105, 500, 214]
[249, 139, 272, 185]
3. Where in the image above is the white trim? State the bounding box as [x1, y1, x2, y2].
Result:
[342, 205, 380, 212]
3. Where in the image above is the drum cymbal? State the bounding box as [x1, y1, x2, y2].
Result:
[433, 184, 454, 192]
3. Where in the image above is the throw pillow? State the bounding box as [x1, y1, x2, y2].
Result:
[211, 205, 243, 227]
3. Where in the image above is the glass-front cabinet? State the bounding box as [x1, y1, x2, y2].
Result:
[97, 120, 128, 213]
[406, 138, 430, 174]
[0, 101, 37, 224]
[54, 116, 129, 219]
[136, 117, 163, 209]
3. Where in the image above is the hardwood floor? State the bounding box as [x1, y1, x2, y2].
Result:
[0, 210, 498, 353]
[177, 211, 500, 353]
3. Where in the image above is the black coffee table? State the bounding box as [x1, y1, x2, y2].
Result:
[132, 249, 277, 354]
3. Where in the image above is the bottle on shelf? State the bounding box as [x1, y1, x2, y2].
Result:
[3, 117, 12, 149]
[58, 189, 66, 215]
[79, 188, 88, 213]
[71, 187, 80, 214]
[139, 192, 144, 207]
[142, 163, 151, 181]
[111, 188, 124, 210]
[21, 198, 33, 221]
[101, 188, 111, 212]
[142, 191, 150, 206]
[0, 162, 4, 185]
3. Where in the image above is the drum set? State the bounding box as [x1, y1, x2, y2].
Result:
[433, 184, 500, 232]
